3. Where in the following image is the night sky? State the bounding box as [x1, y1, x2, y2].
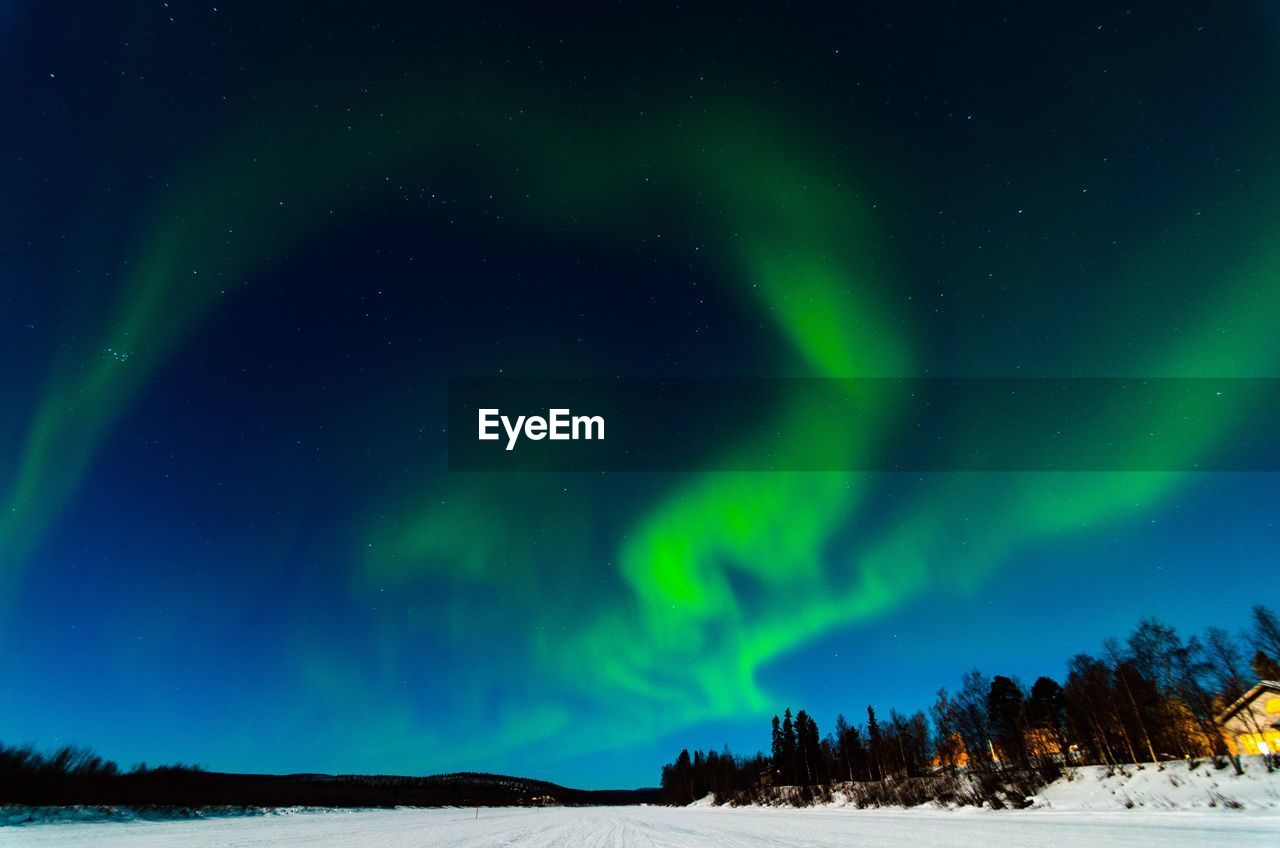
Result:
[3, 2, 1279, 788]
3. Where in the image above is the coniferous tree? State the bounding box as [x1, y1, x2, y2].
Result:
[803, 713, 822, 783]
[660, 749, 696, 805]
[866, 706, 884, 780]
[781, 709, 797, 783]
[794, 710, 818, 784]
[833, 714, 856, 781]
[909, 711, 931, 776]
[819, 733, 838, 785]
[677, 749, 693, 801]
[986, 676, 1029, 767]
[770, 714, 783, 772]
[1026, 677, 1069, 762]
[803, 712, 824, 778]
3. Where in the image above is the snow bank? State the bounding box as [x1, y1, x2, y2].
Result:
[709, 760, 1280, 812]
[1030, 761, 1280, 811]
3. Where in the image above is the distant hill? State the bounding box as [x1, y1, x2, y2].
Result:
[0, 743, 662, 809]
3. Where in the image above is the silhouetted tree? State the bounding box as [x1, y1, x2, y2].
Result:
[794, 710, 820, 784]
[781, 709, 797, 783]
[1253, 649, 1280, 681]
[954, 670, 993, 771]
[1026, 677, 1069, 763]
[896, 710, 931, 777]
[931, 688, 963, 770]
[832, 714, 855, 781]
[1064, 654, 1123, 766]
[658, 608, 1273, 803]
[1122, 620, 1224, 759]
[866, 706, 884, 780]
[663, 749, 693, 804]
[986, 676, 1029, 767]
[1203, 627, 1249, 703]
[1104, 636, 1161, 765]
[1250, 605, 1280, 665]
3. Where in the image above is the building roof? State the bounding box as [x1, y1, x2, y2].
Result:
[1216, 680, 1280, 724]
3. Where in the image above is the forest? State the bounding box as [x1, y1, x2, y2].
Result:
[0, 752, 659, 810]
[659, 606, 1280, 806]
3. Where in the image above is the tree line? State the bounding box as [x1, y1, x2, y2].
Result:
[660, 605, 1280, 805]
[0, 745, 662, 809]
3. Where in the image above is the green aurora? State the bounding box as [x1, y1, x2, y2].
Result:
[4, 2, 1280, 784]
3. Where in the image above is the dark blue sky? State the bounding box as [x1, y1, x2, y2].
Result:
[2, 1, 1278, 788]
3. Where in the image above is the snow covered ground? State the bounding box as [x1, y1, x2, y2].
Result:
[4, 764, 1277, 846]
[3, 803, 1278, 847]
[1031, 762, 1280, 811]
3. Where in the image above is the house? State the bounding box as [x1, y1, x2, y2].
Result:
[758, 765, 784, 786]
[1216, 680, 1280, 759]
[931, 729, 1071, 771]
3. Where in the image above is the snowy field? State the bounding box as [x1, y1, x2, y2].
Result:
[3, 804, 1279, 847]
[5, 765, 1277, 847]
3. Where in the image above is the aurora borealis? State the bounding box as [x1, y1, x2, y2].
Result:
[3, 3, 1279, 787]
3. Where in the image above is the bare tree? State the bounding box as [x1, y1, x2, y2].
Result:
[1203, 627, 1248, 702]
[1104, 638, 1159, 765]
[1250, 606, 1280, 666]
